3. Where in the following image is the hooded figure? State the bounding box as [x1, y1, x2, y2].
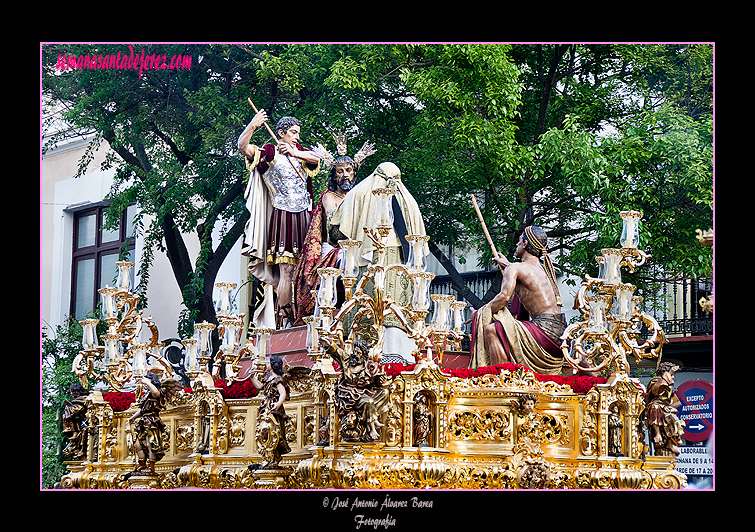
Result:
[329, 162, 429, 363]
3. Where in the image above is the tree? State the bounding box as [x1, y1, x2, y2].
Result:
[394, 44, 713, 299]
[43, 44, 283, 343]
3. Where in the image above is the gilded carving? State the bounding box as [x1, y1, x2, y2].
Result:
[229, 413, 246, 447]
[60, 365, 688, 490]
[175, 422, 195, 452]
[103, 422, 118, 462]
[302, 406, 316, 446]
[581, 390, 600, 455]
[384, 378, 404, 447]
[448, 409, 511, 441]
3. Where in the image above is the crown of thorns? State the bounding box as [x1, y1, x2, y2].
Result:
[311, 131, 376, 170]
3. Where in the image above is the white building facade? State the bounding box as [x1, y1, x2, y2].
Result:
[41, 133, 248, 341]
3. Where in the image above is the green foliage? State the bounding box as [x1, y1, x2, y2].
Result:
[41, 318, 85, 489]
[42, 43, 713, 317]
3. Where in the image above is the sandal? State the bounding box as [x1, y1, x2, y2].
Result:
[277, 304, 294, 330]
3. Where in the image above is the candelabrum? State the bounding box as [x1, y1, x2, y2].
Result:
[313, 188, 465, 367]
[560, 211, 666, 378]
[73, 266, 274, 392]
[72, 261, 175, 392]
[183, 282, 274, 388]
[205, 282, 277, 385]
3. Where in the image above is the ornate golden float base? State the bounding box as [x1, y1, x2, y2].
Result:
[60, 361, 686, 490]
[292, 443, 683, 490]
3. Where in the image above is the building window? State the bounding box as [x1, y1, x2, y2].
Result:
[71, 204, 136, 320]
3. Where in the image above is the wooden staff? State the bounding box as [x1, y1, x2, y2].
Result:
[247, 98, 306, 181]
[470, 194, 504, 265]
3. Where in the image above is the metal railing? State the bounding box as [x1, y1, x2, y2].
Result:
[644, 276, 713, 337]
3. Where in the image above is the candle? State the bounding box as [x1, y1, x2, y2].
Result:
[451, 300, 468, 332]
[431, 294, 454, 332]
[194, 321, 216, 357]
[410, 272, 434, 311]
[599, 249, 623, 285]
[102, 333, 119, 365]
[372, 188, 395, 228]
[317, 267, 341, 308]
[80, 318, 99, 350]
[131, 342, 148, 377]
[613, 283, 637, 321]
[116, 261, 134, 292]
[405, 235, 430, 272]
[183, 338, 199, 374]
[587, 296, 609, 333]
[215, 282, 237, 316]
[99, 285, 118, 319]
[619, 210, 643, 249]
[339, 239, 361, 279]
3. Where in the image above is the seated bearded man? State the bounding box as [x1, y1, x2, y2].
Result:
[469, 226, 567, 375]
[291, 134, 375, 325]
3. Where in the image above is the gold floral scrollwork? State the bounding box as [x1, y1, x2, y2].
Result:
[87, 399, 113, 462]
[160, 470, 180, 489]
[103, 421, 118, 461]
[216, 423, 229, 455]
[653, 470, 688, 489]
[592, 470, 615, 489]
[580, 390, 600, 455]
[256, 412, 281, 463]
[175, 422, 195, 452]
[539, 413, 569, 446]
[288, 372, 314, 394]
[284, 413, 297, 443]
[229, 413, 246, 447]
[294, 446, 328, 488]
[217, 468, 239, 489]
[303, 406, 316, 446]
[236, 464, 257, 489]
[448, 409, 510, 441]
[385, 378, 405, 447]
[161, 424, 171, 455]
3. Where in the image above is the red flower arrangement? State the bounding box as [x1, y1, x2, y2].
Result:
[214, 378, 259, 400]
[103, 363, 606, 411]
[380, 362, 607, 395]
[103, 391, 136, 412]
[103, 378, 261, 411]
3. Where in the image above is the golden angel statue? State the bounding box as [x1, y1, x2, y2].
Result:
[128, 371, 183, 475]
[251, 356, 311, 467]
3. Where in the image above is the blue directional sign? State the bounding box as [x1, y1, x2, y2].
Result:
[676, 379, 713, 442]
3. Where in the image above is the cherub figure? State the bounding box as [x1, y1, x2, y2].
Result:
[61, 382, 90, 461]
[512, 393, 542, 444]
[128, 371, 183, 474]
[513, 393, 538, 417]
[251, 356, 310, 467]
